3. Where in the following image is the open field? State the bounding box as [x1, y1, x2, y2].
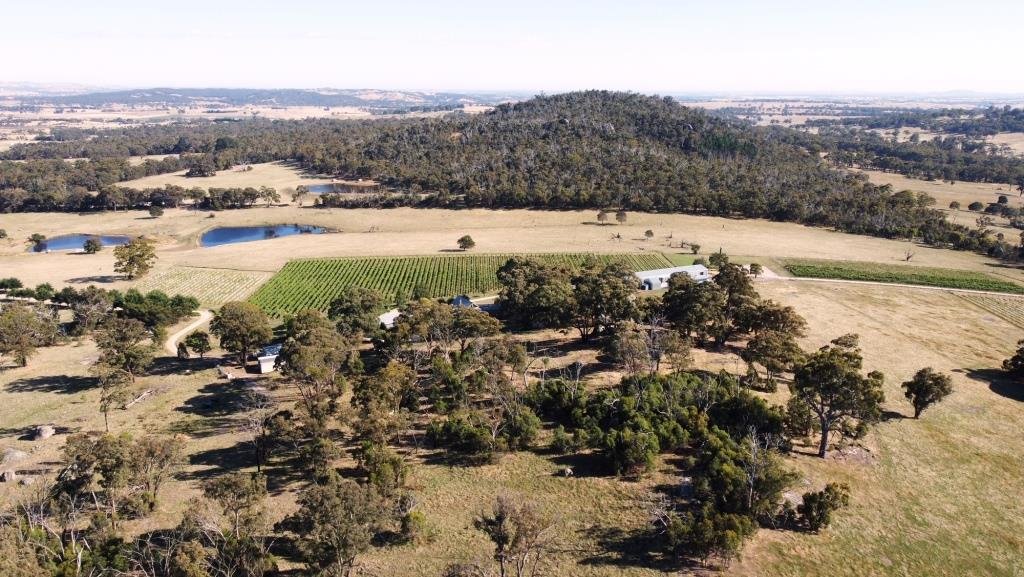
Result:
[986, 131, 1024, 155]
[782, 258, 1024, 293]
[3, 206, 1019, 274]
[117, 160, 337, 191]
[736, 282, 1024, 577]
[249, 252, 673, 316]
[858, 168, 1021, 208]
[3, 206, 1024, 310]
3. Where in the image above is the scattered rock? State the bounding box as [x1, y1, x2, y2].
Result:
[19, 476, 36, 486]
[0, 470, 16, 483]
[1, 448, 28, 468]
[831, 444, 877, 465]
[32, 425, 55, 440]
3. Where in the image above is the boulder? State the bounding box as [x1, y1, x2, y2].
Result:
[0, 470, 16, 483]
[1, 448, 28, 468]
[32, 425, 55, 440]
[19, 476, 35, 486]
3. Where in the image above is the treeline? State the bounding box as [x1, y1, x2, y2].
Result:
[807, 105, 1024, 138]
[815, 127, 1024, 186]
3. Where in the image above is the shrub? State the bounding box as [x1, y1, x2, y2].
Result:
[400, 510, 433, 545]
[503, 407, 541, 450]
[426, 411, 495, 463]
[359, 442, 407, 497]
[784, 396, 816, 439]
[604, 427, 659, 476]
[968, 201, 984, 211]
[798, 483, 850, 532]
[83, 238, 102, 254]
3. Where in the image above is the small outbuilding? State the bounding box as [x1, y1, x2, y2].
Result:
[450, 295, 478, 309]
[635, 264, 710, 290]
[378, 308, 401, 329]
[257, 343, 283, 374]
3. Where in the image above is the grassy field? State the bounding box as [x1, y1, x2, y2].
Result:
[117, 160, 337, 191]
[249, 252, 673, 316]
[740, 282, 1024, 577]
[858, 168, 1021, 209]
[782, 259, 1024, 294]
[132, 266, 274, 308]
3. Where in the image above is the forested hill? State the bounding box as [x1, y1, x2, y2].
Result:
[314, 91, 947, 240]
[0, 91, 981, 249]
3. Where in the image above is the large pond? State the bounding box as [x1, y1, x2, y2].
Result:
[28, 234, 130, 253]
[200, 224, 330, 247]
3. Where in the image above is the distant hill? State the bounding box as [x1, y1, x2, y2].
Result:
[13, 87, 523, 110]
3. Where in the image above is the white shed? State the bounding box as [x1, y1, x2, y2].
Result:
[257, 343, 282, 374]
[635, 265, 710, 290]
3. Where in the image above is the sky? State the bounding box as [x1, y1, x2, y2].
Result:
[3, 0, 1023, 94]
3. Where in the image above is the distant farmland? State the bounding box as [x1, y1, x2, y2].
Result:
[249, 252, 672, 316]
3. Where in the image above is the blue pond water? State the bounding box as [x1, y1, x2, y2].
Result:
[200, 224, 330, 247]
[29, 234, 130, 252]
[306, 184, 336, 194]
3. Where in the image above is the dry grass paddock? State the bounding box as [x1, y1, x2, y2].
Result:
[986, 132, 1024, 155]
[859, 168, 1022, 209]
[116, 160, 338, 192]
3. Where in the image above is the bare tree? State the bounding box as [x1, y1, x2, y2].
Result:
[474, 494, 556, 577]
[240, 390, 276, 472]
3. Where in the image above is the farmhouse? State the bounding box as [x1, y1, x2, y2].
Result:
[635, 264, 710, 290]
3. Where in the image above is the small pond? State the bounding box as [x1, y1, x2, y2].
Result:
[28, 234, 130, 253]
[200, 224, 330, 247]
[306, 184, 337, 194]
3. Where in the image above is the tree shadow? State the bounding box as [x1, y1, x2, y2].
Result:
[147, 355, 220, 377]
[5, 374, 97, 394]
[65, 275, 121, 284]
[963, 367, 1024, 402]
[880, 409, 907, 422]
[548, 451, 613, 478]
[177, 439, 255, 481]
[0, 424, 77, 440]
[172, 380, 253, 438]
[576, 525, 678, 571]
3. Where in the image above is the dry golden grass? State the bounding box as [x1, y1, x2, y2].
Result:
[117, 161, 337, 191]
[733, 281, 1024, 577]
[858, 168, 1021, 208]
[3, 206, 1020, 298]
[986, 132, 1024, 155]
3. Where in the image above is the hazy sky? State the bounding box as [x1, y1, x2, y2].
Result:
[4, 0, 1023, 94]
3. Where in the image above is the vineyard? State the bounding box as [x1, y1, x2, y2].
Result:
[133, 266, 274, 307]
[783, 259, 1024, 294]
[249, 252, 673, 317]
[954, 293, 1024, 329]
